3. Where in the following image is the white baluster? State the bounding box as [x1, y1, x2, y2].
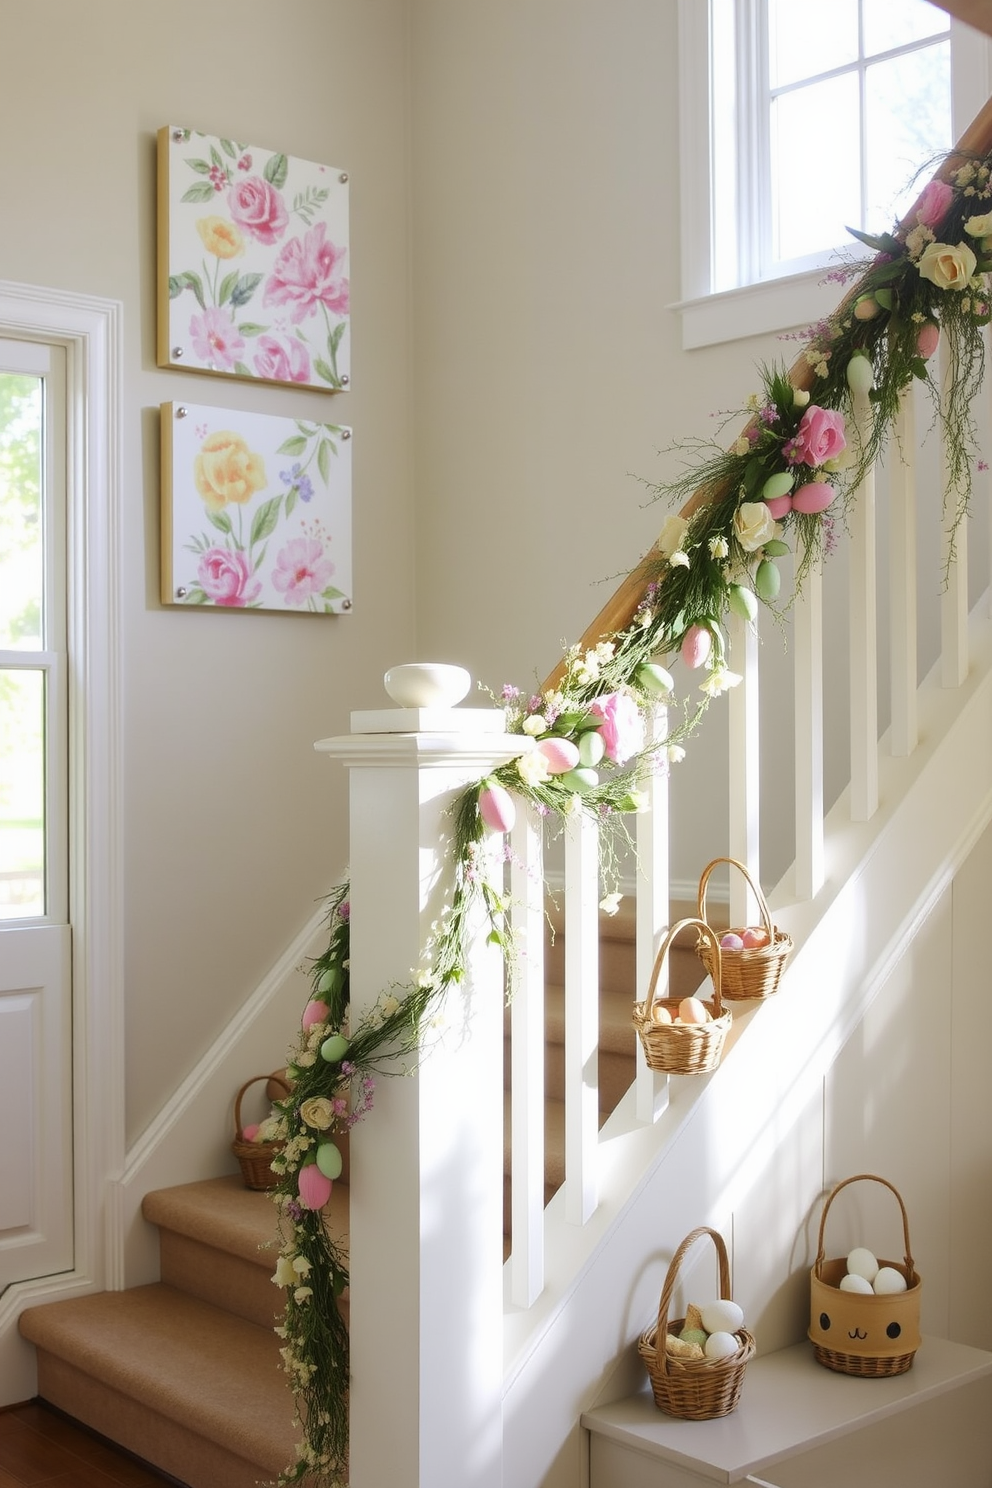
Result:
[889, 387, 918, 755]
[793, 562, 824, 900]
[727, 611, 759, 923]
[940, 339, 969, 687]
[564, 809, 599, 1225]
[849, 386, 879, 821]
[509, 800, 545, 1306]
[636, 704, 670, 1124]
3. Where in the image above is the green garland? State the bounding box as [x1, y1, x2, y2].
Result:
[262, 150, 992, 1486]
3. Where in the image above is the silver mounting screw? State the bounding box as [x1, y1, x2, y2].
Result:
[341, 598, 353, 610]
[341, 427, 352, 440]
[172, 346, 184, 359]
[176, 406, 188, 418]
[339, 172, 349, 183]
[176, 587, 188, 599]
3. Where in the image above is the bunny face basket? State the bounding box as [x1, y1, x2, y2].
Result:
[696, 857, 793, 1001]
[232, 1073, 290, 1191]
[638, 1226, 756, 1420]
[632, 918, 731, 1075]
[808, 1174, 922, 1377]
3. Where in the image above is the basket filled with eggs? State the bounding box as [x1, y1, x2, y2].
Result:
[638, 1225, 756, 1420]
[808, 1173, 922, 1378]
[695, 857, 793, 1001]
[632, 918, 731, 1075]
[232, 1072, 291, 1190]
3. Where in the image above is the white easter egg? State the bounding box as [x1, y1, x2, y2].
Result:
[839, 1272, 874, 1294]
[700, 1299, 744, 1335]
[678, 996, 709, 1024]
[846, 1247, 879, 1282]
[650, 1003, 673, 1025]
[703, 1331, 740, 1360]
[873, 1266, 908, 1295]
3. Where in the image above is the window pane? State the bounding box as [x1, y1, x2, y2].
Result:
[863, 0, 948, 58]
[0, 668, 45, 920]
[865, 41, 951, 229]
[771, 73, 861, 261]
[0, 374, 43, 650]
[769, 0, 858, 89]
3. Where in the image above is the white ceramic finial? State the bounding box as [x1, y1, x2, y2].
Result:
[383, 663, 472, 709]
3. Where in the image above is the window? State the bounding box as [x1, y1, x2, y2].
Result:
[676, 0, 992, 346]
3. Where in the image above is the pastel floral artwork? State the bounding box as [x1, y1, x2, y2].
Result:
[157, 127, 350, 391]
[161, 402, 352, 614]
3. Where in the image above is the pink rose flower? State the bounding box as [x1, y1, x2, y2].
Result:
[253, 334, 312, 384]
[586, 692, 645, 766]
[227, 175, 288, 246]
[914, 178, 954, 231]
[263, 223, 350, 325]
[197, 547, 262, 607]
[787, 405, 846, 468]
[271, 536, 335, 606]
[189, 306, 245, 371]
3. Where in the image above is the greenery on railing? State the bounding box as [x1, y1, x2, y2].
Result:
[263, 147, 992, 1486]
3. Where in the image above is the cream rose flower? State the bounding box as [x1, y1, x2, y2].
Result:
[516, 748, 551, 787]
[965, 212, 992, 238]
[917, 240, 978, 291]
[299, 1096, 335, 1131]
[657, 514, 688, 557]
[733, 501, 780, 553]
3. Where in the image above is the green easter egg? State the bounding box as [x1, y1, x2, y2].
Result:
[761, 470, 795, 501]
[560, 767, 599, 794]
[577, 730, 606, 767]
[755, 559, 781, 602]
[761, 539, 790, 558]
[636, 662, 674, 699]
[320, 1033, 351, 1064]
[316, 1142, 344, 1180]
[728, 584, 758, 622]
[317, 967, 343, 996]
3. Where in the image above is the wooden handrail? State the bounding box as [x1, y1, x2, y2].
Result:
[541, 94, 992, 695]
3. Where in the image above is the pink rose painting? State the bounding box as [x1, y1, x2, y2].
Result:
[159, 127, 350, 389]
[162, 401, 352, 615]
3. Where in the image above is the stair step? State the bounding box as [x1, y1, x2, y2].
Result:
[143, 1174, 350, 1329]
[19, 1283, 302, 1488]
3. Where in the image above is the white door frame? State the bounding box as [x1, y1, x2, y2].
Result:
[0, 281, 124, 1402]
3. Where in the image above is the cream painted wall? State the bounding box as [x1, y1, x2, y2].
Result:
[0, 0, 416, 1142]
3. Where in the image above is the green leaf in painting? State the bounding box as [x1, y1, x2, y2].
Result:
[218, 271, 238, 306]
[285, 488, 298, 519]
[185, 588, 209, 605]
[210, 144, 223, 168]
[296, 421, 318, 435]
[276, 435, 308, 456]
[220, 138, 237, 158]
[314, 358, 338, 386]
[322, 587, 346, 604]
[230, 273, 263, 309]
[234, 361, 252, 378]
[237, 322, 267, 337]
[329, 321, 346, 353]
[181, 183, 217, 204]
[206, 509, 234, 536]
[186, 157, 212, 175]
[250, 496, 282, 548]
[317, 440, 333, 485]
[168, 276, 184, 300]
[264, 153, 289, 189]
[181, 271, 206, 309]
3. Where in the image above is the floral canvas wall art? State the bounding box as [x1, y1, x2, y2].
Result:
[157, 127, 350, 391]
[161, 402, 352, 614]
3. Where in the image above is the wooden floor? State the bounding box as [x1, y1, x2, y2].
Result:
[0, 1402, 184, 1487]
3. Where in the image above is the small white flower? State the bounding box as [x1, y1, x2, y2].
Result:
[566, 792, 585, 817]
[668, 550, 690, 569]
[624, 788, 650, 812]
[292, 1256, 312, 1276]
[521, 714, 547, 736]
[594, 641, 615, 663]
[667, 744, 686, 764]
[730, 436, 751, 457]
[699, 666, 743, 697]
[273, 1256, 297, 1288]
[381, 994, 401, 1017]
[708, 535, 729, 559]
[599, 893, 623, 916]
[793, 389, 811, 408]
[517, 748, 552, 787]
[293, 1286, 313, 1304]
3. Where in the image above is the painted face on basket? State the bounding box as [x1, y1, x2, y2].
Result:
[818, 1311, 903, 1343]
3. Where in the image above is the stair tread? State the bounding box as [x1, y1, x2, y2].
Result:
[143, 1172, 350, 1269]
[20, 1283, 301, 1472]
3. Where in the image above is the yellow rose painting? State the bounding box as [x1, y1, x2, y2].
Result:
[193, 430, 267, 511]
[195, 215, 245, 259]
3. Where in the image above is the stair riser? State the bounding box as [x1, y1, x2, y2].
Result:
[159, 1230, 284, 1331]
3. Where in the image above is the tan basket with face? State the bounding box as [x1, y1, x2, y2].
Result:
[808, 1174, 922, 1377]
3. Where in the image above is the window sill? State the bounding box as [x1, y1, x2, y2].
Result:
[670, 267, 847, 351]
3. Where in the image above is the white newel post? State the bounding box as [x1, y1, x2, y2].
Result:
[315, 669, 528, 1488]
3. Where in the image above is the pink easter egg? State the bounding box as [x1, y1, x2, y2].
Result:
[792, 482, 835, 515]
[720, 932, 744, 951]
[536, 736, 581, 775]
[764, 495, 793, 520]
[741, 927, 769, 948]
[298, 1163, 333, 1210]
[479, 781, 517, 833]
[302, 998, 330, 1030]
[241, 1123, 261, 1142]
[681, 624, 712, 670]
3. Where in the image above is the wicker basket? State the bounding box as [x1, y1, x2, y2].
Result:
[638, 1226, 756, 1420]
[808, 1174, 922, 1377]
[696, 857, 793, 1001]
[232, 1073, 290, 1191]
[633, 918, 731, 1075]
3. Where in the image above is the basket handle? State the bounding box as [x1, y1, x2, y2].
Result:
[655, 1226, 732, 1378]
[644, 918, 723, 1018]
[697, 857, 772, 936]
[234, 1073, 291, 1140]
[814, 1173, 915, 1278]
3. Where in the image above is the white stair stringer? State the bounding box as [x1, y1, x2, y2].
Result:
[501, 599, 992, 1488]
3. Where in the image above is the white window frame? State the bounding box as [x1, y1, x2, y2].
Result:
[675, 1, 992, 349]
